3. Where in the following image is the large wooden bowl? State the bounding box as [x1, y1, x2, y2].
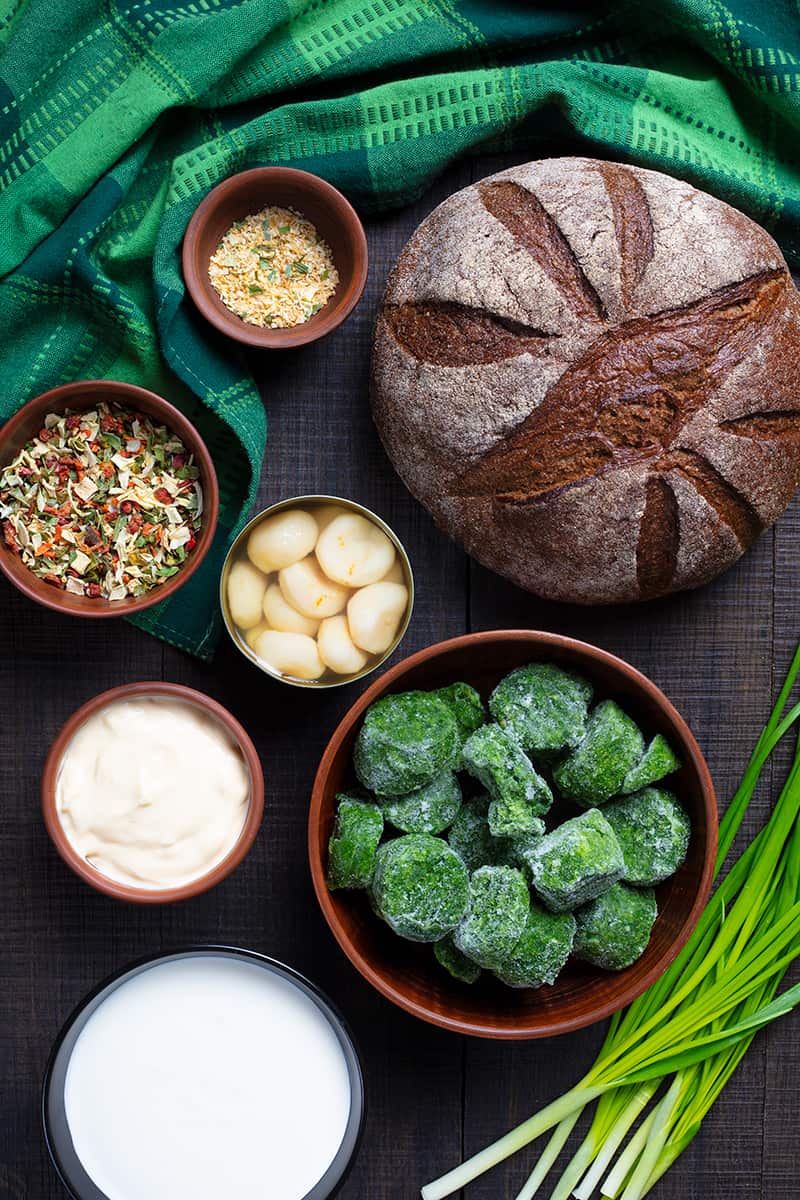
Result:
[309, 630, 717, 1039]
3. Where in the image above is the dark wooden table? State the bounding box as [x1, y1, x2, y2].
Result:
[3, 152, 799, 1200]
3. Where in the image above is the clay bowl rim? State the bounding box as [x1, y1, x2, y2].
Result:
[309, 629, 718, 1040]
[219, 493, 415, 690]
[182, 166, 369, 350]
[0, 380, 220, 619]
[42, 682, 265, 904]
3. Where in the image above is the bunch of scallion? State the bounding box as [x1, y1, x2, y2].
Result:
[422, 646, 800, 1200]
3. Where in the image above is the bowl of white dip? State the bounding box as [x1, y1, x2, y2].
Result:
[42, 947, 364, 1200]
[42, 683, 264, 902]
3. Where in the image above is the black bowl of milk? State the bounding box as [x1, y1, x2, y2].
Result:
[42, 947, 365, 1200]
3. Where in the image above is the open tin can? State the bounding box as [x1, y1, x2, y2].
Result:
[220, 494, 415, 689]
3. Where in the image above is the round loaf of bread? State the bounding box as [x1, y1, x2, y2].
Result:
[371, 158, 800, 604]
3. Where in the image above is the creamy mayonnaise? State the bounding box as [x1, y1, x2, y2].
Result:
[56, 697, 250, 889]
[63, 955, 353, 1200]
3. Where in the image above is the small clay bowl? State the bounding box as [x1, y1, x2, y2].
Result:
[309, 630, 717, 1039]
[42, 682, 264, 903]
[0, 380, 219, 619]
[182, 167, 368, 349]
[220, 494, 414, 689]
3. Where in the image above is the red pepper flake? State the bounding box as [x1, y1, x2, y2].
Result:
[153, 487, 172, 504]
[43, 573, 64, 589]
[186, 535, 197, 552]
[86, 583, 101, 598]
[120, 500, 133, 514]
[38, 428, 52, 442]
[2, 519, 19, 551]
[65, 414, 81, 430]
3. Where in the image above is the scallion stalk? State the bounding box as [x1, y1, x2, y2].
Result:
[422, 646, 800, 1200]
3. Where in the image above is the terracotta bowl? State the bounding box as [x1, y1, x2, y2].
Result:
[309, 630, 717, 1039]
[182, 167, 368, 349]
[42, 682, 265, 904]
[0, 380, 219, 618]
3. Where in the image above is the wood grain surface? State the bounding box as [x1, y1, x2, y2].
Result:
[2, 152, 798, 1200]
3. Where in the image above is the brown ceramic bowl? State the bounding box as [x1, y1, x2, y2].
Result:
[42, 682, 265, 903]
[0, 380, 219, 618]
[309, 630, 717, 1039]
[182, 167, 368, 349]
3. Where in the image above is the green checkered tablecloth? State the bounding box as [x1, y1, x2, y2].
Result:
[1, 0, 799, 657]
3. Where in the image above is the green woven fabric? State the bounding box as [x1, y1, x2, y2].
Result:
[2, 0, 800, 657]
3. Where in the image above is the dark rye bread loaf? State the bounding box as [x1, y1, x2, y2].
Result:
[370, 158, 800, 604]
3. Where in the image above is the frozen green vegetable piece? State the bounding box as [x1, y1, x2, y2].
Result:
[326, 795, 384, 891]
[573, 882, 658, 970]
[462, 723, 552, 837]
[433, 683, 486, 765]
[447, 795, 544, 874]
[354, 691, 459, 796]
[493, 902, 577, 988]
[504, 827, 547, 882]
[603, 788, 691, 885]
[553, 700, 645, 806]
[453, 865, 530, 969]
[371, 834, 469, 942]
[489, 663, 593, 756]
[434, 935, 482, 984]
[524, 809, 625, 913]
[447, 795, 497, 872]
[382, 769, 462, 835]
[621, 734, 681, 794]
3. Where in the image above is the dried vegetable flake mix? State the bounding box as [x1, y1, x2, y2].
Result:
[209, 205, 339, 327]
[0, 402, 203, 599]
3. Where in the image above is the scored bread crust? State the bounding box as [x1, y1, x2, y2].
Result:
[370, 157, 800, 604]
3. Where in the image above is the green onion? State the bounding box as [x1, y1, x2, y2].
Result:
[422, 646, 800, 1200]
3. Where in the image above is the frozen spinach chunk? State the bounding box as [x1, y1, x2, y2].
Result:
[524, 809, 624, 912]
[573, 883, 658, 970]
[621, 734, 681, 794]
[434, 934, 482, 984]
[503, 827, 547, 882]
[462, 723, 552, 837]
[603, 788, 690, 885]
[493, 903, 576, 988]
[433, 682, 486, 766]
[453, 865, 530, 969]
[489, 663, 592, 756]
[447, 795, 544, 874]
[382, 769, 462, 835]
[354, 691, 459, 796]
[447, 795, 499, 872]
[326, 795, 384, 891]
[553, 700, 645, 806]
[371, 834, 469, 942]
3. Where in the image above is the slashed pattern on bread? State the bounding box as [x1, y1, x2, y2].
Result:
[371, 158, 800, 603]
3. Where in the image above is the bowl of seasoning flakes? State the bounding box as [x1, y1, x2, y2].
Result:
[0, 380, 219, 617]
[182, 167, 369, 349]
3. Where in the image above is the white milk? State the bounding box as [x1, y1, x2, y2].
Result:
[64, 956, 353, 1200]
